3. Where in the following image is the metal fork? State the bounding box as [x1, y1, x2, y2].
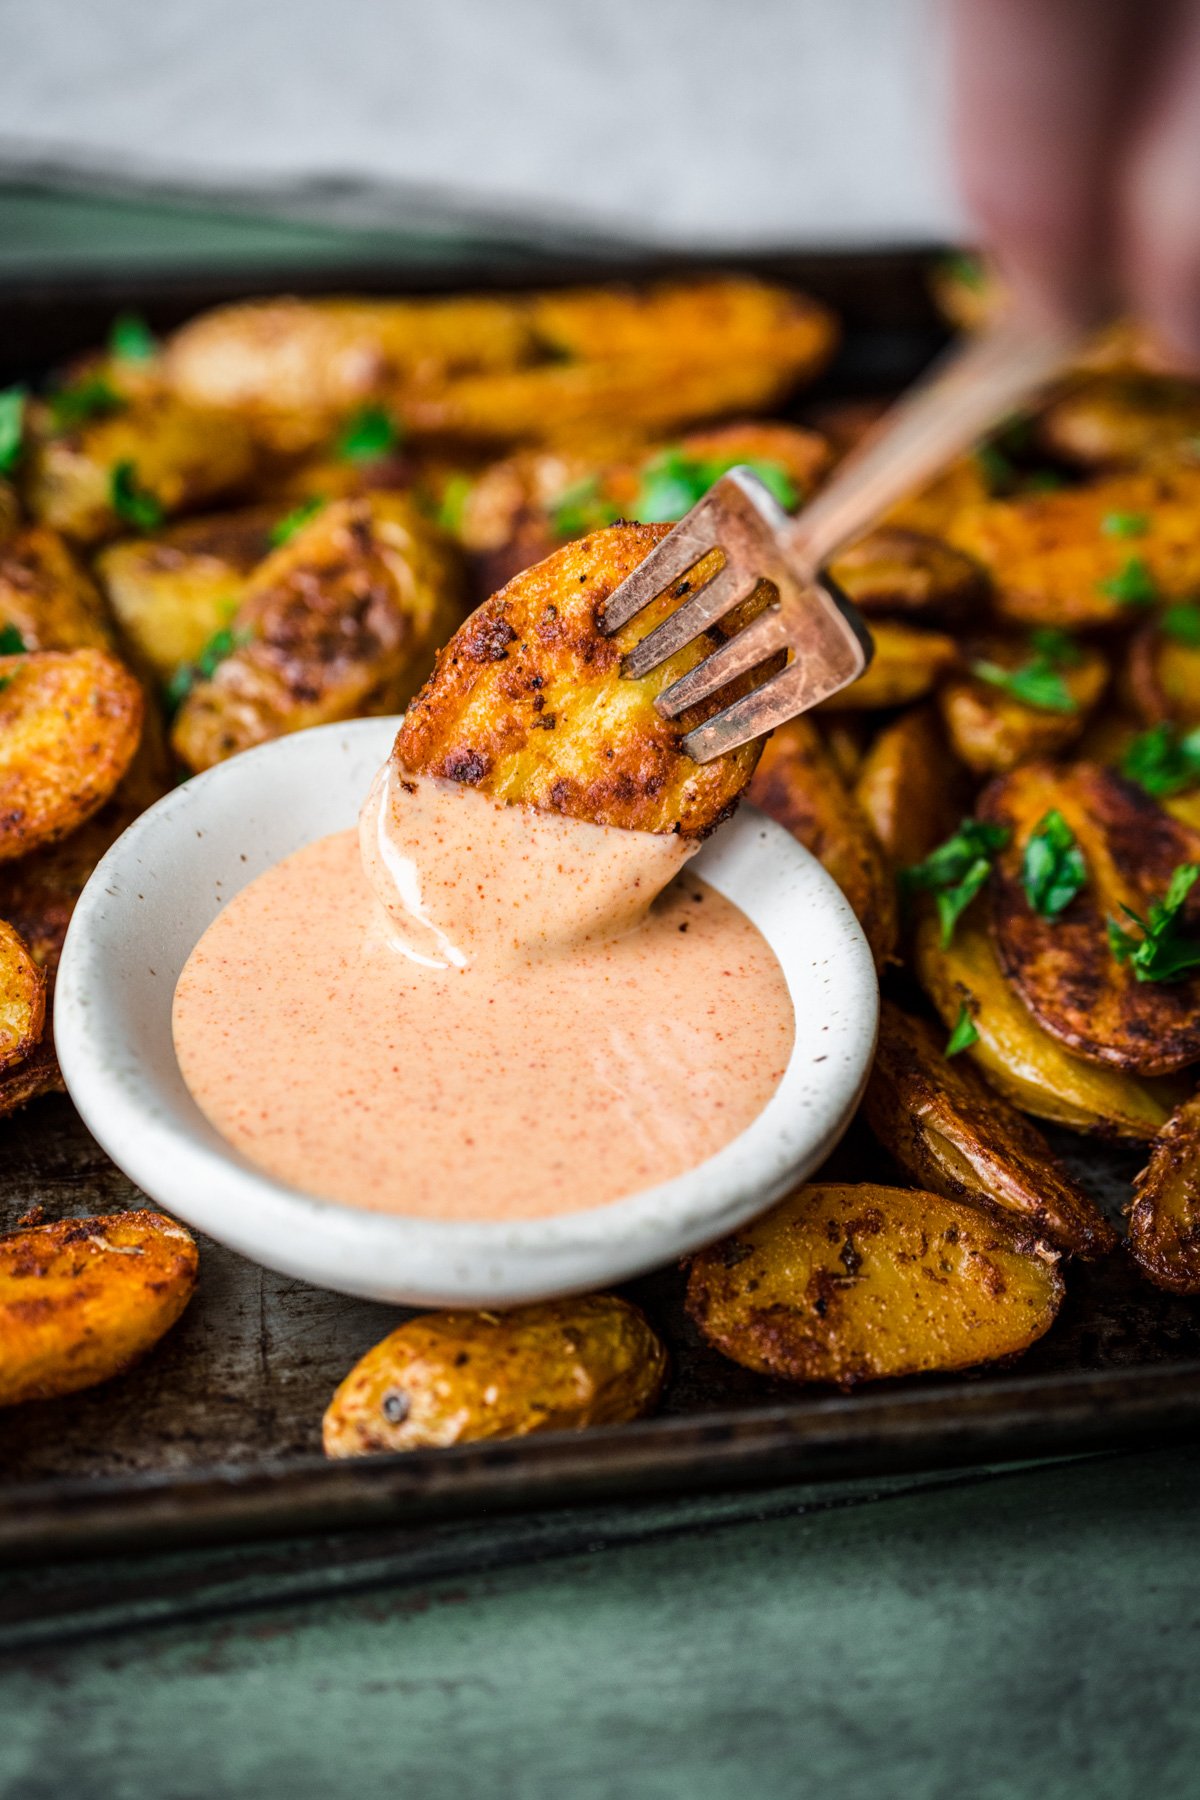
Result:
[601, 312, 1078, 761]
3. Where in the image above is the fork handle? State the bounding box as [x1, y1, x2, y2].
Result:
[780, 311, 1079, 572]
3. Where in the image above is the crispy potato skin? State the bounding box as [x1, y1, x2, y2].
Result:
[0, 1021, 64, 1117]
[748, 716, 897, 966]
[0, 1211, 198, 1406]
[396, 524, 761, 838]
[172, 494, 465, 773]
[0, 919, 45, 1074]
[0, 527, 116, 652]
[1036, 375, 1200, 469]
[980, 762, 1200, 1074]
[686, 1182, 1063, 1388]
[0, 649, 144, 861]
[853, 706, 967, 869]
[828, 527, 985, 622]
[323, 1295, 666, 1456]
[1127, 1092, 1200, 1294]
[817, 620, 958, 711]
[914, 910, 1180, 1139]
[938, 638, 1109, 775]
[864, 1003, 1117, 1258]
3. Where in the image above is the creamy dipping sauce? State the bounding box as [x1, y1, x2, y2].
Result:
[172, 765, 795, 1222]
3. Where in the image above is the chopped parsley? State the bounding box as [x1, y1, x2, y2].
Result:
[109, 460, 164, 532]
[1161, 602, 1200, 647]
[1102, 510, 1149, 539]
[0, 623, 26, 654]
[0, 387, 26, 475]
[337, 406, 400, 464]
[548, 476, 619, 537]
[942, 251, 985, 291]
[108, 312, 157, 363]
[1021, 810, 1087, 917]
[969, 630, 1080, 713]
[944, 1004, 980, 1057]
[49, 373, 123, 432]
[1097, 554, 1158, 608]
[268, 497, 324, 547]
[434, 473, 472, 535]
[1107, 863, 1200, 983]
[975, 441, 1017, 496]
[1120, 723, 1200, 798]
[164, 626, 250, 713]
[633, 450, 800, 523]
[903, 818, 1010, 947]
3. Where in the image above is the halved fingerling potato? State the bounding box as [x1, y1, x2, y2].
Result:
[1035, 374, 1200, 470]
[1124, 622, 1200, 729]
[864, 1002, 1116, 1258]
[914, 909, 1183, 1138]
[0, 919, 45, 1074]
[853, 706, 969, 869]
[980, 762, 1200, 1073]
[0, 526, 116, 651]
[0, 1211, 198, 1405]
[817, 620, 958, 711]
[323, 1294, 666, 1456]
[748, 715, 897, 965]
[0, 648, 144, 861]
[938, 637, 1109, 775]
[828, 527, 985, 622]
[1127, 1091, 1200, 1294]
[686, 1182, 1063, 1388]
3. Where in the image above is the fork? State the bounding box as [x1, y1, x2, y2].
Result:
[601, 311, 1079, 762]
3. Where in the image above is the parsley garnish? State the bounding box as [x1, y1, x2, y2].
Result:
[942, 252, 985, 291]
[633, 450, 799, 523]
[108, 312, 157, 363]
[1098, 555, 1158, 607]
[50, 374, 123, 432]
[1161, 602, 1200, 647]
[975, 441, 1017, 496]
[969, 630, 1079, 713]
[434, 474, 472, 535]
[903, 818, 1010, 947]
[0, 387, 26, 475]
[548, 476, 620, 537]
[1021, 810, 1087, 917]
[1107, 863, 1200, 983]
[0, 623, 26, 654]
[1120, 723, 1200, 798]
[337, 406, 400, 464]
[110, 460, 164, 532]
[1102, 511, 1149, 539]
[1022, 469, 1066, 494]
[164, 626, 250, 714]
[945, 1004, 980, 1057]
[268, 497, 324, 547]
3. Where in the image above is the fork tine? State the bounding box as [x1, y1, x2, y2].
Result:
[682, 661, 804, 762]
[600, 516, 716, 634]
[622, 564, 762, 680]
[655, 608, 788, 718]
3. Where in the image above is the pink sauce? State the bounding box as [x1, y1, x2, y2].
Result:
[172, 765, 795, 1222]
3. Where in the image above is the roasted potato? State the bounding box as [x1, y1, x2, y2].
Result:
[914, 909, 1181, 1139]
[816, 619, 958, 713]
[0, 1020, 63, 1117]
[980, 762, 1200, 1074]
[0, 1211, 198, 1405]
[323, 1295, 667, 1456]
[884, 455, 992, 539]
[853, 706, 968, 869]
[0, 648, 144, 860]
[748, 715, 897, 965]
[1036, 374, 1200, 470]
[863, 1002, 1116, 1258]
[686, 1182, 1063, 1388]
[395, 524, 762, 838]
[0, 920, 45, 1074]
[1124, 621, 1200, 730]
[172, 493, 465, 773]
[938, 636, 1108, 775]
[0, 527, 116, 651]
[1127, 1092, 1200, 1294]
[828, 527, 985, 622]
[0, 479, 17, 546]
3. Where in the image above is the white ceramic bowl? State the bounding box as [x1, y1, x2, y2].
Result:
[55, 718, 878, 1307]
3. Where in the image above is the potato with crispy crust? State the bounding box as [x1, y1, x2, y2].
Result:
[0, 527, 116, 652]
[686, 1182, 1063, 1388]
[323, 1295, 666, 1457]
[748, 716, 897, 966]
[828, 527, 985, 623]
[980, 762, 1200, 1074]
[0, 1211, 198, 1406]
[1127, 1092, 1200, 1294]
[172, 494, 465, 773]
[816, 619, 958, 711]
[0, 648, 144, 861]
[0, 920, 45, 1075]
[1124, 621, 1200, 730]
[0, 1022, 63, 1117]
[864, 1002, 1116, 1258]
[1036, 375, 1200, 470]
[395, 524, 762, 838]
[938, 636, 1109, 775]
[853, 707, 968, 869]
[914, 910, 1182, 1138]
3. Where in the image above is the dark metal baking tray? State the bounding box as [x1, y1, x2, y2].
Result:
[1, 249, 1198, 1564]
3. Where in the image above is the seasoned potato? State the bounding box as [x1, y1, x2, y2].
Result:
[0, 648, 144, 861]
[0, 527, 116, 651]
[864, 1003, 1116, 1258]
[686, 1182, 1063, 1388]
[884, 455, 993, 538]
[97, 505, 281, 681]
[1036, 375, 1200, 470]
[938, 637, 1109, 775]
[172, 494, 465, 773]
[828, 527, 985, 622]
[914, 910, 1181, 1138]
[395, 524, 761, 838]
[0, 1211, 198, 1406]
[981, 762, 1200, 1074]
[748, 716, 897, 966]
[22, 392, 257, 544]
[817, 619, 958, 711]
[0, 479, 17, 546]
[1125, 621, 1200, 730]
[0, 919, 45, 1074]
[0, 1021, 63, 1117]
[323, 1295, 667, 1456]
[1127, 1092, 1200, 1294]
[853, 706, 968, 869]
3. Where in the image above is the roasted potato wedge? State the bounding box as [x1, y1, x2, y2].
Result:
[828, 527, 985, 622]
[1036, 374, 1200, 470]
[0, 1211, 198, 1406]
[938, 637, 1108, 775]
[864, 1003, 1116, 1258]
[686, 1182, 1063, 1388]
[172, 494, 465, 773]
[395, 524, 761, 838]
[748, 716, 897, 965]
[817, 619, 958, 712]
[0, 648, 144, 860]
[0, 920, 45, 1074]
[0, 1020, 63, 1117]
[323, 1295, 666, 1456]
[0, 527, 116, 651]
[1127, 1092, 1200, 1294]
[914, 910, 1181, 1138]
[981, 762, 1200, 1074]
[883, 455, 992, 538]
[1125, 621, 1200, 730]
[853, 706, 968, 869]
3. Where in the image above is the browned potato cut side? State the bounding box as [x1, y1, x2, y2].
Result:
[0, 1022, 63, 1117]
[1036, 375, 1200, 469]
[396, 524, 761, 838]
[828, 528, 985, 622]
[172, 494, 465, 773]
[883, 456, 992, 539]
[863, 1003, 1116, 1258]
[748, 716, 897, 966]
[686, 1182, 1063, 1388]
[853, 706, 968, 869]
[914, 910, 1182, 1139]
[816, 620, 958, 711]
[0, 527, 116, 651]
[323, 1295, 666, 1456]
[0, 649, 144, 861]
[529, 279, 835, 372]
[0, 1211, 198, 1406]
[980, 762, 1200, 1074]
[1127, 1092, 1200, 1294]
[938, 638, 1108, 775]
[1125, 623, 1200, 729]
[0, 919, 45, 1074]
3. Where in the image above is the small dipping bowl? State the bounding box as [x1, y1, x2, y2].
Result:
[55, 718, 878, 1307]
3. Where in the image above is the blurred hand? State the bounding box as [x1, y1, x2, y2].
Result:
[947, 0, 1200, 365]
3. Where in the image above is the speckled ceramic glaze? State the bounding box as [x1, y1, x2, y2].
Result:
[55, 718, 878, 1306]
